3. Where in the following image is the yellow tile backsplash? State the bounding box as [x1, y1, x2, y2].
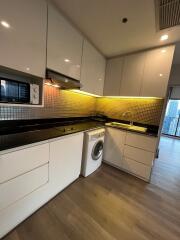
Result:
[0, 85, 164, 126]
[96, 97, 164, 126]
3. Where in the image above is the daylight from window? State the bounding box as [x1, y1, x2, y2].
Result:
[162, 100, 180, 137]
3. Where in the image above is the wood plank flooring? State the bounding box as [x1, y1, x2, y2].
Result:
[3, 136, 180, 240]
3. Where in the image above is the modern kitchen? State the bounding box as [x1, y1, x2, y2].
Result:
[0, 0, 180, 239]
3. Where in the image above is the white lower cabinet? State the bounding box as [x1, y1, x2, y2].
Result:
[123, 145, 154, 166]
[49, 133, 83, 193]
[122, 157, 151, 180]
[103, 127, 126, 168]
[0, 164, 48, 212]
[0, 133, 84, 238]
[0, 143, 49, 184]
[103, 127, 157, 181]
[125, 132, 157, 152]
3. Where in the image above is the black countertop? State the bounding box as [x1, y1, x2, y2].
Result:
[0, 117, 159, 152]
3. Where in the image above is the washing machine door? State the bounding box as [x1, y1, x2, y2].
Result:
[91, 140, 104, 160]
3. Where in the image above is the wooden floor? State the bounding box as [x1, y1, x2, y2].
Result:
[3, 136, 180, 240]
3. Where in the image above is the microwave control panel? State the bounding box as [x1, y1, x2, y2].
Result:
[30, 84, 39, 105]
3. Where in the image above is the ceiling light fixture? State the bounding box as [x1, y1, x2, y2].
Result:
[159, 73, 163, 77]
[161, 49, 166, 53]
[160, 34, 168, 41]
[64, 59, 70, 62]
[1, 20, 10, 28]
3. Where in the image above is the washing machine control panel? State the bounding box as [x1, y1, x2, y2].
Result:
[90, 131, 105, 141]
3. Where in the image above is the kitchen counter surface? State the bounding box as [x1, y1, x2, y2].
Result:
[0, 117, 158, 151]
[0, 119, 104, 152]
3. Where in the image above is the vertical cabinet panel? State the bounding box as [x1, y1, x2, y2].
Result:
[49, 134, 83, 192]
[120, 52, 146, 96]
[47, 4, 83, 80]
[104, 57, 124, 96]
[0, 0, 47, 77]
[81, 40, 106, 95]
[103, 127, 126, 168]
[140, 46, 175, 97]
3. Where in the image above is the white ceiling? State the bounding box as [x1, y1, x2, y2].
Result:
[52, 0, 180, 58]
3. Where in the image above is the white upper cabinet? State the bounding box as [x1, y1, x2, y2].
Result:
[104, 45, 175, 97]
[47, 4, 83, 80]
[81, 40, 106, 95]
[104, 57, 124, 96]
[120, 52, 146, 96]
[140, 45, 175, 97]
[0, 0, 47, 78]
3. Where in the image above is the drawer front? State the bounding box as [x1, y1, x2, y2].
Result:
[125, 132, 157, 152]
[124, 145, 154, 166]
[0, 143, 49, 184]
[123, 157, 151, 180]
[0, 164, 48, 212]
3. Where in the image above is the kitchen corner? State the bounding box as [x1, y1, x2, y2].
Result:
[1, 0, 180, 239]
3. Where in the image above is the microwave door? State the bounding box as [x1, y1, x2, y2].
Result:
[8, 81, 19, 103]
[0, 80, 8, 102]
[0, 80, 18, 102]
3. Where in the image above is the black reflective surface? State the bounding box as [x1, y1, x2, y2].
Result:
[0, 116, 159, 151]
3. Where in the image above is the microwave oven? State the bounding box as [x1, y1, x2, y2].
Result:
[0, 78, 40, 105]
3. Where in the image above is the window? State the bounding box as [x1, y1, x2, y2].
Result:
[162, 100, 180, 137]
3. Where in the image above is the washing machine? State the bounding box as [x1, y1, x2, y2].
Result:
[81, 128, 105, 177]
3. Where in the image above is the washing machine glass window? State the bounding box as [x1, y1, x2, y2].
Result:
[91, 140, 104, 160]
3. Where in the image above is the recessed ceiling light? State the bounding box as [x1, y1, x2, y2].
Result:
[161, 49, 166, 53]
[64, 59, 70, 62]
[26, 67, 30, 71]
[122, 17, 128, 23]
[1, 20, 10, 28]
[160, 34, 168, 41]
[159, 73, 163, 77]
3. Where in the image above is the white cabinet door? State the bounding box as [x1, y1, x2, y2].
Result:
[120, 52, 146, 96]
[47, 4, 83, 80]
[140, 45, 175, 97]
[0, 143, 49, 184]
[49, 133, 83, 192]
[103, 127, 126, 168]
[0, 0, 47, 77]
[104, 57, 124, 96]
[81, 40, 106, 95]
